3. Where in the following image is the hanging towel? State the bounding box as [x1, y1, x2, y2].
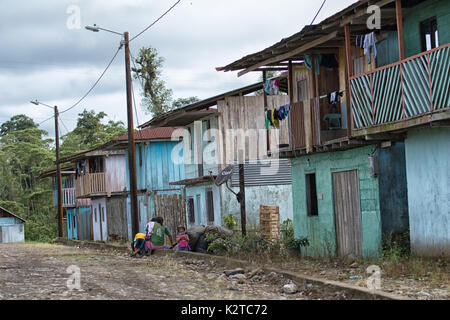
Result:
[265, 110, 270, 130]
[363, 32, 377, 64]
[304, 54, 321, 75]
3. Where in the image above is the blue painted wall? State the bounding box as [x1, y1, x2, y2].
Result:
[126, 140, 185, 191]
[377, 142, 409, 236]
[125, 140, 185, 239]
[405, 127, 450, 256]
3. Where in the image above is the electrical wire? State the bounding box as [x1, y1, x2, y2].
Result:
[311, 0, 327, 25]
[58, 114, 70, 135]
[59, 46, 122, 115]
[129, 0, 182, 43]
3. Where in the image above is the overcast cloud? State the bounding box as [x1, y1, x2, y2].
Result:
[0, 0, 356, 138]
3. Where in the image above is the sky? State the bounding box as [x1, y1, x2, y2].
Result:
[0, 0, 357, 139]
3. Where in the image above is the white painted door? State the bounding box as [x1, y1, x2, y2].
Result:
[92, 199, 108, 241]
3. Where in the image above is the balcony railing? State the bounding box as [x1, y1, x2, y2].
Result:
[75, 172, 106, 198]
[350, 43, 450, 130]
[53, 188, 76, 207]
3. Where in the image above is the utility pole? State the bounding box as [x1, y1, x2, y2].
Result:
[238, 149, 246, 236]
[54, 106, 64, 237]
[124, 32, 139, 236]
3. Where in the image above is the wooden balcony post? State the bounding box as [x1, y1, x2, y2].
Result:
[396, 0, 405, 60]
[344, 24, 354, 137]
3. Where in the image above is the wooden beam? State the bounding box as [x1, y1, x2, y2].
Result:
[395, 0, 405, 60]
[237, 31, 338, 77]
[344, 25, 353, 138]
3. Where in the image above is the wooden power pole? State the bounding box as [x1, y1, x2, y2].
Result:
[54, 106, 64, 237]
[124, 32, 140, 236]
[239, 162, 246, 237]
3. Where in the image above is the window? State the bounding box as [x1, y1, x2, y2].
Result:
[206, 189, 214, 224]
[420, 17, 439, 52]
[187, 197, 195, 225]
[306, 173, 319, 216]
[102, 207, 105, 222]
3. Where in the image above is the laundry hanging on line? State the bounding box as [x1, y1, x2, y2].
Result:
[264, 79, 280, 95]
[266, 104, 290, 129]
[328, 91, 344, 105]
[355, 32, 378, 64]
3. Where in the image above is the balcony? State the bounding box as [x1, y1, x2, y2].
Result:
[53, 188, 76, 208]
[289, 98, 347, 151]
[75, 172, 106, 198]
[350, 44, 450, 132]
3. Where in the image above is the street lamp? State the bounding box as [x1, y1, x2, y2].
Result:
[85, 24, 139, 237]
[30, 100, 64, 238]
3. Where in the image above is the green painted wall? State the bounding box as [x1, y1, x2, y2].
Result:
[291, 145, 382, 258]
[403, 0, 450, 58]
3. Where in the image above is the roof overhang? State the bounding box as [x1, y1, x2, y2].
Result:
[139, 80, 288, 128]
[169, 176, 217, 186]
[217, 0, 409, 76]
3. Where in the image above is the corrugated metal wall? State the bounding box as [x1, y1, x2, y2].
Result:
[231, 159, 292, 187]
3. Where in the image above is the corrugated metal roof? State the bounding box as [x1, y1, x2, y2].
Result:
[114, 126, 183, 141]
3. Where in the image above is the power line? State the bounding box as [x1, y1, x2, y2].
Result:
[311, 0, 327, 25]
[59, 45, 122, 115]
[129, 0, 182, 43]
[58, 114, 70, 135]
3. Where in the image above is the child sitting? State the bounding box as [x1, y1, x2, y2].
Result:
[175, 225, 190, 251]
[131, 232, 146, 258]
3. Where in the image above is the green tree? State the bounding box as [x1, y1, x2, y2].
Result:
[60, 109, 127, 156]
[132, 46, 173, 116]
[172, 96, 201, 109]
[0, 114, 38, 136]
[0, 125, 56, 241]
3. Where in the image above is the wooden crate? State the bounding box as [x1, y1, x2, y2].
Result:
[260, 205, 280, 240]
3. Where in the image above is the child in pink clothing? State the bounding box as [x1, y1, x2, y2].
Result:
[176, 226, 190, 251]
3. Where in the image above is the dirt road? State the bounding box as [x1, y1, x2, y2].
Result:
[0, 243, 364, 300]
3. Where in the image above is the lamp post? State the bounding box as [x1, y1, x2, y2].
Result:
[30, 100, 64, 238]
[85, 24, 139, 237]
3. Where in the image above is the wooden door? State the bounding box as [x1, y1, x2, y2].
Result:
[332, 170, 362, 257]
[106, 197, 127, 241]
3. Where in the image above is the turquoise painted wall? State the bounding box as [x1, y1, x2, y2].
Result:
[377, 142, 409, 236]
[404, 127, 450, 256]
[291, 145, 382, 258]
[403, 0, 450, 58]
[376, 31, 399, 67]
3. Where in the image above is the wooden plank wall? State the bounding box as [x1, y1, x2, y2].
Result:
[154, 193, 186, 237]
[217, 95, 290, 165]
[106, 197, 128, 241]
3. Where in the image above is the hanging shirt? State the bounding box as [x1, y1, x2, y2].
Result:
[364, 32, 377, 64]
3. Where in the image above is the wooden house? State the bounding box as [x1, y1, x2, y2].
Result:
[105, 127, 186, 238]
[218, 0, 450, 257]
[58, 147, 127, 242]
[37, 166, 92, 240]
[0, 206, 25, 243]
[140, 81, 295, 229]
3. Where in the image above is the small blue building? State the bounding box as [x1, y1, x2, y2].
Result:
[0, 206, 25, 243]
